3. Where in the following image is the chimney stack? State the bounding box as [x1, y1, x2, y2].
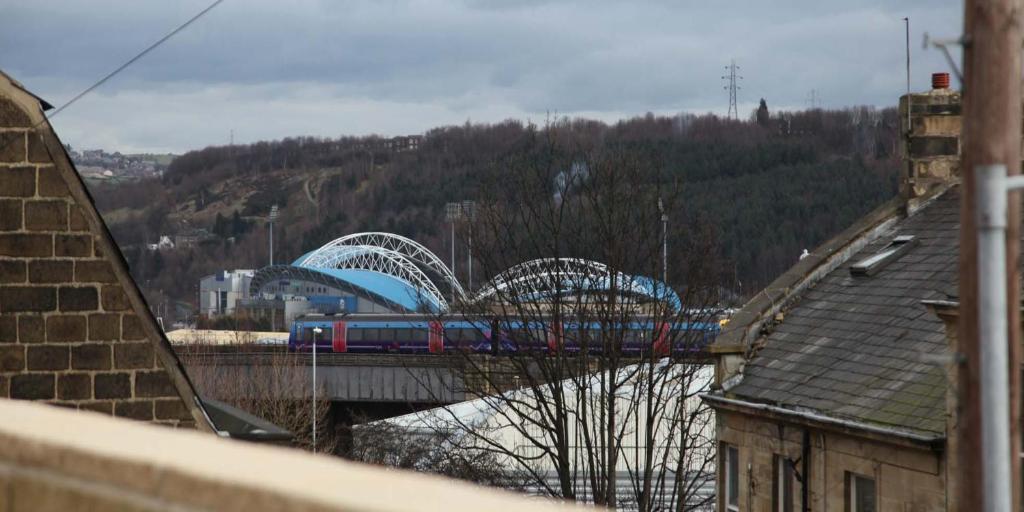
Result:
[899, 72, 962, 208]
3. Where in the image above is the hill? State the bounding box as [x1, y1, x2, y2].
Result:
[86, 107, 901, 320]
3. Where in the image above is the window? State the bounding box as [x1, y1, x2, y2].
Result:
[723, 444, 739, 512]
[218, 290, 228, 313]
[348, 329, 364, 341]
[773, 455, 793, 512]
[845, 472, 876, 512]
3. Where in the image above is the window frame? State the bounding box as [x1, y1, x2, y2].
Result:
[722, 443, 740, 512]
[772, 454, 793, 512]
[845, 471, 876, 512]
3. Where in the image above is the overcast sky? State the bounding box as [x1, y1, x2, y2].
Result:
[1, 1, 961, 154]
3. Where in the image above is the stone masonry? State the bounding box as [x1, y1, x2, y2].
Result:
[899, 84, 961, 206]
[0, 72, 208, 429]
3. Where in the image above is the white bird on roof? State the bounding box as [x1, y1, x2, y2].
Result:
[799, 249, 810, 261]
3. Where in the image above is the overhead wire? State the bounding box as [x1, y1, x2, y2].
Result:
[0, 0, 225, 153]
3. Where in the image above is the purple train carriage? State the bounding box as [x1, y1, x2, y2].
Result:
[288, 313, 718, 355]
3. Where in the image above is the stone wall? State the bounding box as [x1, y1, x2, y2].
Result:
[716, 409, 947, 511]
[899, 87, 962, 205]
[0, 398, 578, 512]
[0, 75, 206, 428]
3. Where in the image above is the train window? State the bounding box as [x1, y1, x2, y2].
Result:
[380, 329, 396, 341]
[395, 329, 411, 341]
[411, 329, 428, 342]
[447, 329, 470, 342]
[301, 328, 314, 342]
[510, 329, 543, 345]
[363, 329, 380, 341]
[348, 329, 364, 341]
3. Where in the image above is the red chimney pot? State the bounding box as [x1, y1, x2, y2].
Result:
[932, 72, 950, 90]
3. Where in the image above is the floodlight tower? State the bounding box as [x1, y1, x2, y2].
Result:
[462, 200, 476, 292]
[268, 204, 279, 267]
[658, 198, 668, 287]
[445, 202, 462, 300]
[722, 60, 742, 120]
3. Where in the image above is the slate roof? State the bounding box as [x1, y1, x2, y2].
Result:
[724, 187, 960, 438]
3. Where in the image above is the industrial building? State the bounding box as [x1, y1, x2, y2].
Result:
[198, 269, 255, 317]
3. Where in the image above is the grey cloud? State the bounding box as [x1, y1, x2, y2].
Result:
[1, 0, 962, 152]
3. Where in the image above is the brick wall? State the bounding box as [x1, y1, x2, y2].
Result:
[0, 83, 201, 428]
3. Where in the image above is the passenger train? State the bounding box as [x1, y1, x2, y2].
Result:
[287, 313, 719, 355]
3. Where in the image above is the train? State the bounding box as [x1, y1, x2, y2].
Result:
[287, 313, 719, 355]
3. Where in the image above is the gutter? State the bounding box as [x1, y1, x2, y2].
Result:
[702, 393, 944, 447]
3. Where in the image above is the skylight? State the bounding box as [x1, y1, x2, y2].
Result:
[850, 235, 917, 276]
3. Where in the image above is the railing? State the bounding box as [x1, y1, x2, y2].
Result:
[183, 351, 467, 368]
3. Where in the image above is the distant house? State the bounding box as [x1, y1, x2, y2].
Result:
[704, 78, 967, 511]
[174, 228, 217, 248]
[146, 235, 175, 251]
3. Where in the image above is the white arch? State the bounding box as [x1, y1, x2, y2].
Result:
[301, 232, 465, 300]
[299, 245, 449, 311]
[475, 258, 676, 307]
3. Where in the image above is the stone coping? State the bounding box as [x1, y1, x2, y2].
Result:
[0, 399, 579, 511]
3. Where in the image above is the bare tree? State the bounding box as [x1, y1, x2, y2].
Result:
[408, 122, 723, 510]
[177, 339, 337, 454]
[349, 416, 531, 491]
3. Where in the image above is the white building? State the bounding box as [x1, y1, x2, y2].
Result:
[368, 362, 716, 510]
[199, 269, 255, 317]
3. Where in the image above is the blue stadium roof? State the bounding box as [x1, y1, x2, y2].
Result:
[311, 268, 438, 311]
[289, 252, 442, 312]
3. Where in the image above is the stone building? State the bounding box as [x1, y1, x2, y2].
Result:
[704, 74, 965, 511]
[0, 71, 212, 429]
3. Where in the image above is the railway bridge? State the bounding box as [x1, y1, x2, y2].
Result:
[182, 350, 532, 453]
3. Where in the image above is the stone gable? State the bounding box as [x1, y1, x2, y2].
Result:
[0, 72, 211, 429]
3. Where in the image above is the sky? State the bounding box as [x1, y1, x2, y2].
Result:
[1, 0, 962, 154]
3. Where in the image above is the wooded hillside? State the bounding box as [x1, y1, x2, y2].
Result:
[88, 106, 900, 320]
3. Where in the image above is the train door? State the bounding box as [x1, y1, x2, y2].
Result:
[428, 321, 444, 354]
[653, 322, 671, 356]
[332, 320, 347, 353]
[547, 322, 563, 353]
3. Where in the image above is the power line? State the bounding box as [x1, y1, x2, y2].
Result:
[50, 0, 226, 119]
[0, 0, 225, 155]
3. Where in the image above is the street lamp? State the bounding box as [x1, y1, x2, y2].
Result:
[311, 325, 322, 453]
